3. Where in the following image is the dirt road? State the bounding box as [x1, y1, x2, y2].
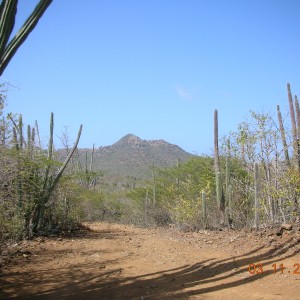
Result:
[1, 222, 300, 299]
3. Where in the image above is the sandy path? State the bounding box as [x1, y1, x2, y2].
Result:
[1, 222, 300, 299]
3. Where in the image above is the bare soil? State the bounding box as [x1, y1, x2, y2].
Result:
[1, 222, 300, 299]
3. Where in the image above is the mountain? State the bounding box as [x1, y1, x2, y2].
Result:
[76, 134, 194, 181]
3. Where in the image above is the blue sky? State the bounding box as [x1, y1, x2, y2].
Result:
[2, 0, 300, 155]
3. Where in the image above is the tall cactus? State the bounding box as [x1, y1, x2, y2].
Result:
[0, 0, 53, 76]
[287, 83, 299, 170]
[215, 171, 222, 210]
[35, 120, 41, 149]
[26, 124, 31, 150]
[12, 126, 17, 148]
[152, 162, 156, 206]
[18, 113, 23, 149]
[295, 95, 300, 162]
[41, 112, 54, 194]
[226, 184, 232, 227]
[254, 162, 259, 230]
[225, 139, 231, 208]
[1, 116, 5, 144]
[225, 154, 233, 227]
[277, 105, 290, 167]
[202, 191, 207, 229]
[214, 109, 225, 213]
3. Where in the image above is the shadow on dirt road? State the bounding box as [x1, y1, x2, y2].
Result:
[1, 224, 300, 299]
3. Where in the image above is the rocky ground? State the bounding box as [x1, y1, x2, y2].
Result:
[1, 222, 300, 299]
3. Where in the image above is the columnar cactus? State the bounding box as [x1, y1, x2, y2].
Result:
[277, 105, 290, 167]
[225, 153, 233, 227]
[18, 114, 23, 149]
[215, 171, 222, 210]
[202, 191, 207, 229]
[287, 83, 299, 169]
[254, 162, 259, 230]
[214, 109, 225, 213]
[295, 95, 300, 161]
[225, 155, 230, 206]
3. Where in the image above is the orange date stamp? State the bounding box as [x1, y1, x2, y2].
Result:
[248, 263, 300, 275]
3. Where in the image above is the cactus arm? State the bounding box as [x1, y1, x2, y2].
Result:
[0, 0, 53, 76]
[0, 0, 17, 57]
[7, 112, 17, 129]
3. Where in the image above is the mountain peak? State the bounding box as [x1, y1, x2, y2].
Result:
[114, 134, 144, 146]
[74, 134, 193, 180]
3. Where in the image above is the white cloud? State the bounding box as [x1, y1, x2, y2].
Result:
[175, 85, 192, 100]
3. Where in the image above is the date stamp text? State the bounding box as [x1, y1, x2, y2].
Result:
[248, 263, 300, 275]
